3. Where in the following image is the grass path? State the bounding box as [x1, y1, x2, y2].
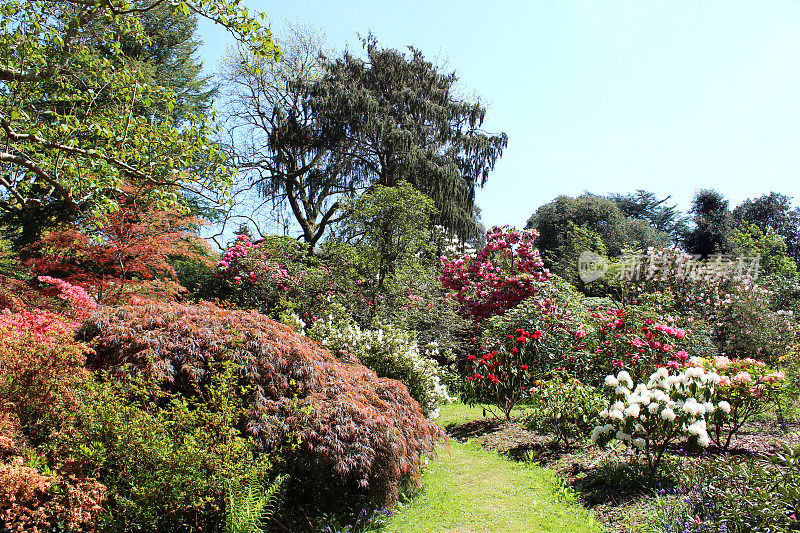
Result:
[382, 404, 601, 533]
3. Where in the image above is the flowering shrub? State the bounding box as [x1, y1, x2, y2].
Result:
[0, 451, 105, 533]
[591, 367, 723, 474]
[0, 309, 105, 532]
[440, 225, 550, 323]
[0, 309, 85, 438]
[700, 355, 787, 449]
[524, 374, 605, 448]
[296, 306, 453, 418]
[578, 297, 694, 383]
[36, 275, 97, 318]
[464, 276, 589, 419]
[618, 248, 796, 365]
[216, 234, 335, 321]
[78, 301, 443, 508]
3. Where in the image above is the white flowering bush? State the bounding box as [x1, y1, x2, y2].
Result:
[698, 355, 787, 450]
[283, 306, 453, 418]
[591, 366, 726, 475]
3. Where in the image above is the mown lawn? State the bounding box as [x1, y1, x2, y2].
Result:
[382, 404, 601, 533]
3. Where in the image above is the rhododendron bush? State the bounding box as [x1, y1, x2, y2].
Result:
[440, 225, 551, 323]
[592, 366, 722, 474]
[578, 297, 695, 383]
[78, 301, 442, 507]
[593, 354, 786, 474]
[465, 276, 589, 418]
[699, 355, 786, 449]
[216, 234, 336, 321]
[616, 248, 796, 364]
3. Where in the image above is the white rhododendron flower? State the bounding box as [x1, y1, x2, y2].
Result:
[625, 403, 641, 418]
[617, 371, 633, 389]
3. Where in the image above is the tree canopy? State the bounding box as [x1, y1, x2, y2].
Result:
[525, 193, 670, 271]
[309, 35, 507, 240]
[733, 192, 800, 265]
[0, 0, 279, 221]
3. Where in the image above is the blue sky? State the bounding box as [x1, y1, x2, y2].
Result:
[198, 1, 800, 230]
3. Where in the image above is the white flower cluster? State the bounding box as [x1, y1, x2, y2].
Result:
[591, 366, 731, 451]
[296, 306, 454, 419]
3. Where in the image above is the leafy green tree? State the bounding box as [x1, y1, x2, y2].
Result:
[340, 181, 437, 301]
[731, 221, 796, 279]
[733, 192, 800, 265]
[526, 193, 669, 268]
[683, 189, 733, 258]
[0, 0, 278, 220]
[551, 221, 610, 293]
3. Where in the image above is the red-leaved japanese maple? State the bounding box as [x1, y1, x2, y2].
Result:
[78, 300, 443, 507]
[26, 197, 209, 304]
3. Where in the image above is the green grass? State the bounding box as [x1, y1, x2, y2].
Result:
[435, 401, 528, 428]
[436, 402, 491, 428]
[382, 403, 601, 533]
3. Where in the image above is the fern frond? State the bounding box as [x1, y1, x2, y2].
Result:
[225, 473, 289, 533]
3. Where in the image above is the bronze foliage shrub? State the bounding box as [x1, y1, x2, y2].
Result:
[78, 301, 443, 508]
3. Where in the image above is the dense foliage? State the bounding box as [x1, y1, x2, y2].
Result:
[78, 301, 443, 510]
[0, 310, 105, 532]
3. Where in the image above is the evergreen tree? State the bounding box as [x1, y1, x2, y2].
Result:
[683, 189, 733, 258]
[107, 0, 217, 124]
[309, 35, 507, 240]
[609, 190, 688, 245]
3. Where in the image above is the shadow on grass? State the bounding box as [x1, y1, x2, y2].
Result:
[572, 455, 681, 507]
[444, 418, 502, 440]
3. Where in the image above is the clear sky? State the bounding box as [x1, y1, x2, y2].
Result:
[197, 1, 800, 230]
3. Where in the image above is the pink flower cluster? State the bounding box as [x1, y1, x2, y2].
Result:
[0, 308, 78, 343]
[37, 276, 97, 317]
[579, 307, 694, 377]
[652, 323, 686, 339]
[440, 226, 551, 322]
[217, 233, 254, 271]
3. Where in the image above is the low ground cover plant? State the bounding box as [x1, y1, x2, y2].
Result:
[524, 374, 605, 447]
